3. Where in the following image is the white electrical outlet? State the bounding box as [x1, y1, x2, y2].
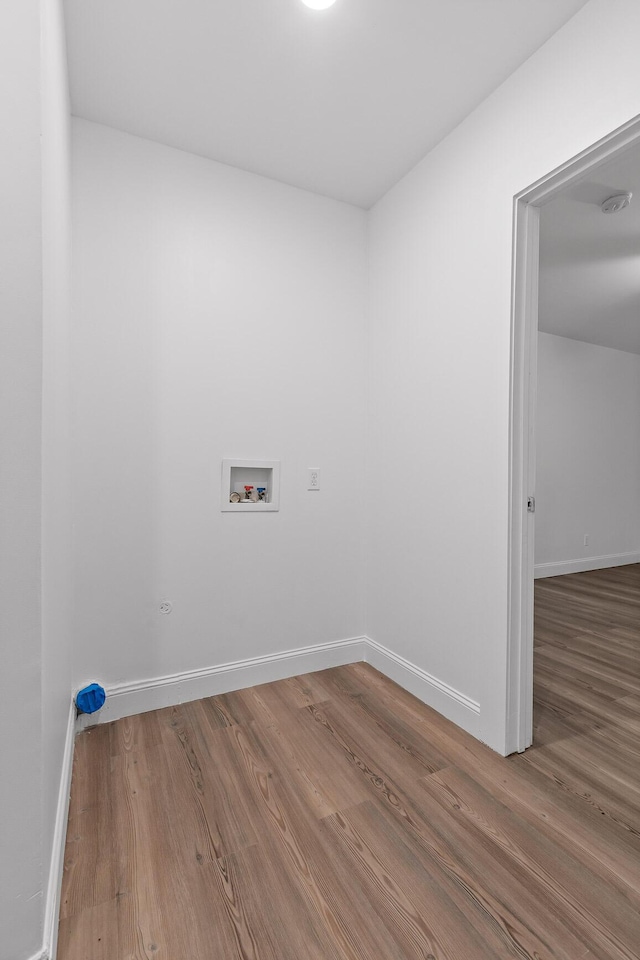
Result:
[583, 534, 589, 548]
[307, 468, 320, 491]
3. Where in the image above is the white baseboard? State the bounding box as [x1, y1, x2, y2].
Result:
[78, 636, 369, 728]
[364, 637, 481, 740]
[42, 700, 76, 960]
[534, 551, 640, 579]
[75, 635, 480, 746]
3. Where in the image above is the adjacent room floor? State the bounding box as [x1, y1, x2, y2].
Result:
[58, 565, 640, 959]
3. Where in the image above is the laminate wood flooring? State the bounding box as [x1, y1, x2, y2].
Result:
[521, 563, 640, 841]
[58, 566, 640, 959]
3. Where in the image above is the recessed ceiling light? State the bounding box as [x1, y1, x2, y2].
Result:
[301, 0, 338, 10]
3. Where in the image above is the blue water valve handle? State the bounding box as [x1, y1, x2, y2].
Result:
[76, 682, 106, 715]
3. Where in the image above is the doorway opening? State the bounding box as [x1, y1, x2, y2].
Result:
[507, 114, 640, 755]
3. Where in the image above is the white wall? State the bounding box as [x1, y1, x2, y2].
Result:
[0, 3, 44, 957]
[71, 119, 368, 690]
[0, 2, 72, 956]
[535, 332, 640, 575]
[41, 0, 74, 948]
[367, 0, 640, 753]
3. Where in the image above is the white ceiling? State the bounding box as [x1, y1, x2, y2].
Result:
[539, 143, 640, 356]
[63, 0, 588, 208]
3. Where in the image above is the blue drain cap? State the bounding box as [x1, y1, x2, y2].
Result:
[76, 683, 106, 715]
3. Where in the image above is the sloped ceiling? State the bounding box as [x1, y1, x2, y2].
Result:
[63, 0, 588, 207]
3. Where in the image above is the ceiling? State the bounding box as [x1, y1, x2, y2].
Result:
[63, 0, 588, 208]
[539, 142, 640, 356]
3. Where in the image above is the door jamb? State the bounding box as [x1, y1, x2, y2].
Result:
[507, 114, 640, 755]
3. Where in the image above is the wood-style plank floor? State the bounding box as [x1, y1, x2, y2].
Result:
[59, 566, 640, 959]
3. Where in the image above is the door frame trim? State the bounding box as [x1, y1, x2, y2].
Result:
[507, 114, 640, 755]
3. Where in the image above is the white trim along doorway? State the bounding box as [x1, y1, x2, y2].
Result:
[507, 113, 640, 756]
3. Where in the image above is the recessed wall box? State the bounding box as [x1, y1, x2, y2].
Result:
[221, 459, 280, 512]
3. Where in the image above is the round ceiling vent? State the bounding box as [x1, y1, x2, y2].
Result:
[601, 192, 633, 214]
